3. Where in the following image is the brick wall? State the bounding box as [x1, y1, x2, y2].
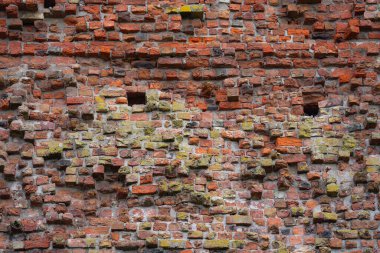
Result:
[0, 0, 379, 252]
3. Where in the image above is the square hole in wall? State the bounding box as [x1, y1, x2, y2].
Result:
[44, 0, 56, 8]
[127, 92, 146, 106]
[303, 103, 319, 117]
[178, 5, 204, 20]
[22, 19, 34, 26]
[180, 12, 203, 20]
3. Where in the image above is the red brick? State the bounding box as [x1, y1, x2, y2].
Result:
[119, 23, 140, 33]
[276, 137, 302, 147]
[24, 239, 50, 250]
[132, 185, 157, 195]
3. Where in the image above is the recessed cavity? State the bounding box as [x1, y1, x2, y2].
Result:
[44, 0, 56, 8]
[127, 92, 146, 106]
[303, 103, 319, 117]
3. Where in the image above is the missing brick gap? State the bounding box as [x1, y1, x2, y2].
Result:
[22, 19, 34, 26]
[303, 103, 319, 117]
[127, 92, 146, 106]
[44, 0, 56, 8]
[180, 12, 203, 20]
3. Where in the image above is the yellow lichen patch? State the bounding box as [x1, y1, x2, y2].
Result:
[179, 5, 204, 13]
[166, 5, 204, 13]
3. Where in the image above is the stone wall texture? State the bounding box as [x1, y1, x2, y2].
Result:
[0, 0, 379, 252]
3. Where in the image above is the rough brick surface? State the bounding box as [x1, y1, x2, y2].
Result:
[0, 0, 379, 252]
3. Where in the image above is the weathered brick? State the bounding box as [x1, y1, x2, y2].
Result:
[226, 215, 253, 226]
[24, 239, 50, 250]
[204, 240, 230, 249]
[132, 185, 158, 195]
[276, 137, 302, 147]
[0, 0, 377, 252]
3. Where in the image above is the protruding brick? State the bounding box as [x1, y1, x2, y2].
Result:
[132, 185, 157, 195]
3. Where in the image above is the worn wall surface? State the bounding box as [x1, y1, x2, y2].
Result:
[0, 0, 379, 252]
